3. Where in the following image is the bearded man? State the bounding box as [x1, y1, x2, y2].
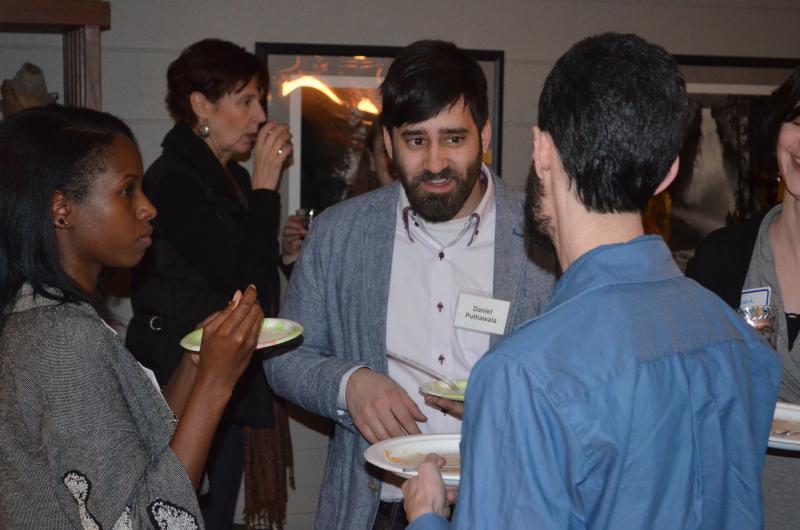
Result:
[265, 39, 556, 530]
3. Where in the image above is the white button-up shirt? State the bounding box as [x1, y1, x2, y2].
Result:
[382, 166, 497, 499]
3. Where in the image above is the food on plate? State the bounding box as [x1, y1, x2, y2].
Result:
[772, 419, 800, 437]
[384, 449, 460, 471]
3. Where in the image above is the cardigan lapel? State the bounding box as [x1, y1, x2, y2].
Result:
[490, 176, 528, 347]
[360, 184, 401, 373]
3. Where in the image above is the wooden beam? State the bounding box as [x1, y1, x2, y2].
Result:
[0, 0, 110, 32]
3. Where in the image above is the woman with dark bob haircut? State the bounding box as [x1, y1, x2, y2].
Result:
[126, 39, 293, 529]
[0, 105, 263, 528]
[686, 66, 800, 530]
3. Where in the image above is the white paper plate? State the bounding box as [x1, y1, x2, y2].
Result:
[364, 433, 461, 486]
[418, 379, 467, 402]
[769, 401, 800, 451]
[179, 318, 303, 352]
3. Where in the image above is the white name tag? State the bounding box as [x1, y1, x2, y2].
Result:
[453, 293, 510, 335]
[740, 287, 771, 308]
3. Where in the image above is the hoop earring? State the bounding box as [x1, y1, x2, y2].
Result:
[199, 122, 211, 138]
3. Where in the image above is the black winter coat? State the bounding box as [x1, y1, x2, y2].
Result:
[126, 122, 280, 427]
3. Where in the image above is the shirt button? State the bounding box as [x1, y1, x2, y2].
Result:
[438, 251, 445, 260]
[436, 302, 444, 312]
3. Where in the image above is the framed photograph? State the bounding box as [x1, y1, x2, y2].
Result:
[255, 42, 504, 215]
[645, 55, 798, 269]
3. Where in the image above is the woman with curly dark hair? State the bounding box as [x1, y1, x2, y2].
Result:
[126, 39, 293, 529]
[687, 66, 800, 530]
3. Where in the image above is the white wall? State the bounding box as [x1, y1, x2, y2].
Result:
[2, 1, 798, 527]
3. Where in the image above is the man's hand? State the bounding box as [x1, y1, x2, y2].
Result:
[424, 395, 465, 420]
[345, 368, 427, 444]
[402, 454, 449, 522]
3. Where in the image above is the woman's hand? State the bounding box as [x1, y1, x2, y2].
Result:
[251, 121, 293, 191]
[169, 285, 263, 488]
[194, 285, 263, 395]
[281, 215, 308, 266]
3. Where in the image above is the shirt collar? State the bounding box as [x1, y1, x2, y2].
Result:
[545, 235, 682, 312]
[398, 164, 495, 248]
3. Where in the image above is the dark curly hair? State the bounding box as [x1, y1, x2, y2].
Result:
[166, 38, 269, 127]
[538, 33, 687, 213]
[760, 66, 800, 178]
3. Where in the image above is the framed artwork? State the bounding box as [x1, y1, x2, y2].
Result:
[645, 55, 798, 269]
[255, 42, 505, 215]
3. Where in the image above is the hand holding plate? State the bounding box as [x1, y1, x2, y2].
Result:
[402, 453, 448, 522]
[424, 395, 464, 420]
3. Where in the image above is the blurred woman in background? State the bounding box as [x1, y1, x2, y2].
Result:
[126, 39, 293, 529]
[687, 66, 800, 530]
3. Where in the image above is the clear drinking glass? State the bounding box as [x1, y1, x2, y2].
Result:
[295, 208, 317, 229]
[738, 304, 779, 348]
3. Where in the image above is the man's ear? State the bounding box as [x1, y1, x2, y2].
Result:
[189, 91, 212, 122]
[653, 156, 680, 196]
[480, 120, 492, 155]
[51, 190, 72, 229]
[382, 126, 394, 160]
[532, 126, 553, 177]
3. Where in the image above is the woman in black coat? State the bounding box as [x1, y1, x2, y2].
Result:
[127, 39, 293, 529]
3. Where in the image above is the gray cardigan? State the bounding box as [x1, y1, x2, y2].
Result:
[0, 285, 202, 529]
[265, 176, 556, 529]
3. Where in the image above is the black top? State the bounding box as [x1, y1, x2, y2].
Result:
[686, 208, 798, 351]
[126, 122, 280, 427]
[788, 314, 799, 350]
[685, 209, 770, 310]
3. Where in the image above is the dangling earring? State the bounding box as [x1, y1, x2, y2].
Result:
[199, 121, 211, 138]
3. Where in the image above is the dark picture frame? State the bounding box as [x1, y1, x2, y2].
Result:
[255, 42, 504, 215]
[647, 54, 798, 269]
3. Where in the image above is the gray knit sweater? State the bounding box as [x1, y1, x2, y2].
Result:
[0, 285, 202, 529]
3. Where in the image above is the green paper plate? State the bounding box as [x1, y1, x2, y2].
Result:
[180, 318, 303, 352]
[418, 379, 468, 401]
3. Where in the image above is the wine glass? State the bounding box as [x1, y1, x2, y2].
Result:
[738, 304, 779, 348]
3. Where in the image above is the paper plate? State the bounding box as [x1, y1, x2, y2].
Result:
[769, 401, 800, 451]
[180, 318, 303, 352]
[364, 433, 461, 486]
[419, 379, 467, 401]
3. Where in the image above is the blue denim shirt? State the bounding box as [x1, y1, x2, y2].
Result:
[410, 236, 781, 530]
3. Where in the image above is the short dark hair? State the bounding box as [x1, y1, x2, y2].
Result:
[760, 66, 800, 176]
[381, 40, 488, 132]
[166, 38, 269, 126]
[538, 33, 687, 213]
[0, 105, 134, 328]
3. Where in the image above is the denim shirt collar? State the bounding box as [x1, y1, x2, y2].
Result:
[545, 235, 682, 314]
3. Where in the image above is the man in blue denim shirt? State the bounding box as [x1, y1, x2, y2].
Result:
[402, 33, 782, 530]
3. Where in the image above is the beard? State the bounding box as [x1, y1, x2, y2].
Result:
[396, 151, 483, 223]
[524, 163, 556, 254]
